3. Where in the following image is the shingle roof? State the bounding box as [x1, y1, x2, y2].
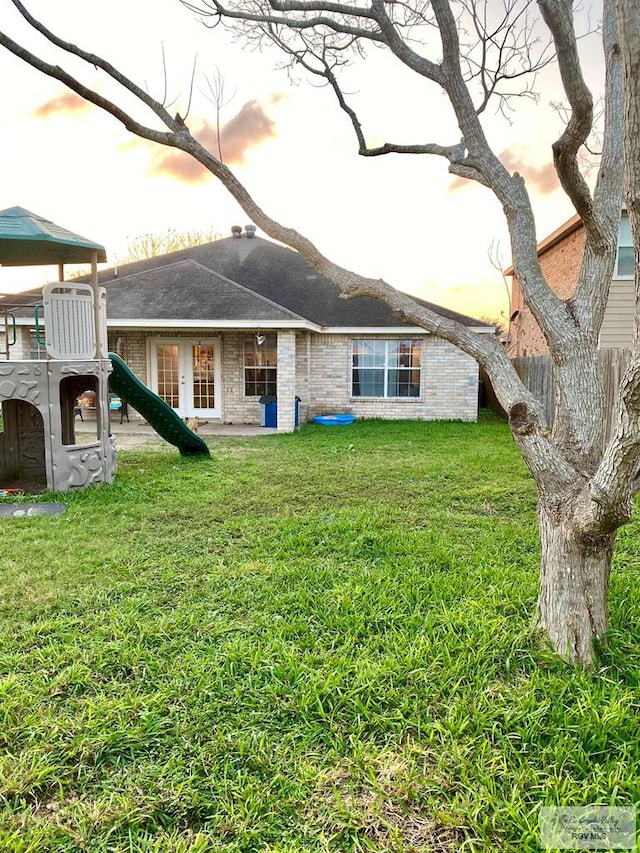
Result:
[0, 234, 490, 328]
[104, 259, 304, 322]
[93, 235, 488, 328]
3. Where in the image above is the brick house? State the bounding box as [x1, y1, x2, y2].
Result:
[4, 227, 492, 432]
[505, 212, 633, 356]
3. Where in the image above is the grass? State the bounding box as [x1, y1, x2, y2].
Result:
[1, 413, 639, 852]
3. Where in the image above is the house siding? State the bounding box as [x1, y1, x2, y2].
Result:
[599, 277, 634, 349]
[0, 325, 45, 360]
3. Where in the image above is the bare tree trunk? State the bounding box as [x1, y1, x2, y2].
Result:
[536, 501, 615, 665]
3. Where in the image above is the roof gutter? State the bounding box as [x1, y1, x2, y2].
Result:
[324, 325, 495, 335]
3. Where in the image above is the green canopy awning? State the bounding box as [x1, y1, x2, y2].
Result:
[0, 206, 107, 266]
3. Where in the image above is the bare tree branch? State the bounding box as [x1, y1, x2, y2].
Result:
[538, 0, 602, 247]
[182, 0, 387, 42]
[459, 0, 555, 116]
[426, 0, 577, 353]
[201, 65, 236, 161]
[180, 0, 581, 366]
[584, 0, 640, 525]
[268, 22, 476, 166]
[573, 0, 624, 330]
[0, 27, 180, 141]
[9, 0, 181, 129]
[616, 0, 640, 348]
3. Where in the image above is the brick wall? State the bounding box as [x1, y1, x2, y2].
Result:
[12, 326, 31, 360]
[105, 329, 479, 425]
[510, 224, 586, 356]
[276, 331, 296, 433]
[107, 329, 307, 426]
[296, 333, 312, 423]
[108, 330, 147, 378]
[0, 326, 42, 360]
[308, 333, 479, 422]
[221, 332, 262, 424]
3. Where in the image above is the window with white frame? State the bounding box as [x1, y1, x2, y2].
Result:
[244, 335, 277, 397]
[617, 214, 634, 277]
[352, 339, 422, 398]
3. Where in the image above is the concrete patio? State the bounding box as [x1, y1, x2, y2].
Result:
[109, 420, 277, 437]
[75, 414, 278, 450]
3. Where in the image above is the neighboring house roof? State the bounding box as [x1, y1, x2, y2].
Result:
[0, 232, 491, 330]
[503, 214, 583, 276]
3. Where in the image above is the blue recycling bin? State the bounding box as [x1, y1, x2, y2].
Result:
[259, 396, 300, 428]
[260, 396, 278, 427]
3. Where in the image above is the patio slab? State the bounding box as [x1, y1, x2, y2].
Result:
[75, 418, 278, 450]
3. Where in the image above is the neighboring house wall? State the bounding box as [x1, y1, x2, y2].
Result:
[599, 277, 634, 348]
[510, 213, 635, 354]
[510, 224, 586, 356]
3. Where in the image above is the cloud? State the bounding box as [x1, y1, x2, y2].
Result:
[32, 91, 93, 118]
[218, 99, 277, 164]
[448, 147, 559, 195]
[499, 148, 559, 195]
[149, 99, 279, 183]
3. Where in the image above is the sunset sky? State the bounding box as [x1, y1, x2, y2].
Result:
[0, 0, 603, 321]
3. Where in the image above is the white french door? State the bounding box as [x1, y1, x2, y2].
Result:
[150, 338, 221, 418]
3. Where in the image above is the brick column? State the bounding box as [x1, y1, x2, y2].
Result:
[277, 330, 296, 433]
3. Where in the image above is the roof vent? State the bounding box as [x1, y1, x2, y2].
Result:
[231, 225, 242, 238]
[244, 224, 257, 238]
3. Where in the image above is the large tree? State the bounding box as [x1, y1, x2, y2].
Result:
[0, 0, 638, 665]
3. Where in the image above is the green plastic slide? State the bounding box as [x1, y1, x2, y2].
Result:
[108, 352, 210, 457]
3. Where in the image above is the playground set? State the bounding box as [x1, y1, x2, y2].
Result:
[0, 207, 208, 494]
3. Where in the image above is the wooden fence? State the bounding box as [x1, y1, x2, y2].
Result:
[482, 348, 632, 444]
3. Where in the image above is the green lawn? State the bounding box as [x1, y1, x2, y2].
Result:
[1, 414, 639, 852]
